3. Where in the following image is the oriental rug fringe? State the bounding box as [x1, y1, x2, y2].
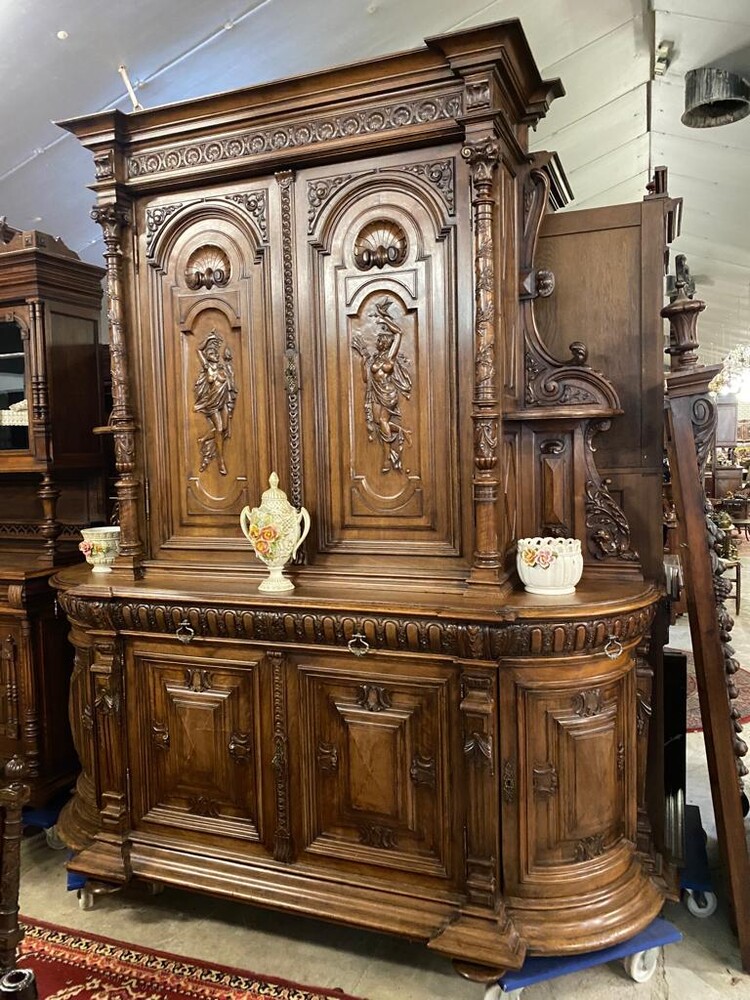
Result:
[18, 918, 363, 1000]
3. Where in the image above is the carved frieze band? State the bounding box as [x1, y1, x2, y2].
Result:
[270, 653, 293, 862]
[276, 172, 304, 514]
[306, 157, 455, 234]
[58, 591, 657, 661]
[129, 93, 463, 179]
[145, 190, 269, 257]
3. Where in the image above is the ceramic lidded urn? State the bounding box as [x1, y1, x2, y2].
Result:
[516, 537, 583, 596]
[78, 526, 121, 573]
[240, 473, 311, 592]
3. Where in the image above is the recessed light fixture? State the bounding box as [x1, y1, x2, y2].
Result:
[56, 30, 69, 40]
[32, 216, 43, 223]
[224, 20, 234, 30]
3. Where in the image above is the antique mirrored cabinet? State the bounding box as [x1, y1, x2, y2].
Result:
[54, 20, 679, 979]
[0, 221, 105, 805]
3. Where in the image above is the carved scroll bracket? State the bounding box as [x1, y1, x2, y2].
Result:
[519, 162, 620, 415]
[583, 420, 641, 570]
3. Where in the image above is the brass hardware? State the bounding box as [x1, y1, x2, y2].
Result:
[347, 632, 369, 657]
[176, 620, 195, 644]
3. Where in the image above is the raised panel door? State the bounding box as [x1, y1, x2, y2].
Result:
[294, 650, 458, 883]
[127, 640, 264, 846]
[501, 657, 635, 898]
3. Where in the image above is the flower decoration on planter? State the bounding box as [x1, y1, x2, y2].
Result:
[516, 536, 583, 596]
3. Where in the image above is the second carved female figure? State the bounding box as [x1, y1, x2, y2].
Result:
[351, 297, 413, 474]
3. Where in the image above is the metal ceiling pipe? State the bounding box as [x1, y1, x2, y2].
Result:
[682, 66, 750, 127]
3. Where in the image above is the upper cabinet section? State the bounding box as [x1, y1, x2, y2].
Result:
[58, 19, 656, 588]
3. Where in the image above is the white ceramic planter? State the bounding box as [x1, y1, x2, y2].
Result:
[79, 526, 121, 573]
[516, 536, 583, 595]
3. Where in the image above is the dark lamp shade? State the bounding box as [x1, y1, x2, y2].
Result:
[682, 67, 750, 127]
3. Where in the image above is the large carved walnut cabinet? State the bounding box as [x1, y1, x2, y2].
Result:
[55, 21, 673, 977]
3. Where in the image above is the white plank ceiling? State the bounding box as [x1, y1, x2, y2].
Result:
[0, 0, 747, 365]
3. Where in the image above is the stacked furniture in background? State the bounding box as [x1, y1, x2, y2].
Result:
[0, 223, 105, 807]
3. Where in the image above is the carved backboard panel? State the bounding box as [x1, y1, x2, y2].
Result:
[299, 157, 463, 561]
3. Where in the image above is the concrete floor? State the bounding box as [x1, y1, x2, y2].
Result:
[18, 560, 750, 1000]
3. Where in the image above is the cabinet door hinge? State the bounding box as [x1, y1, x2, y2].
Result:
[144, 478, 151, 521]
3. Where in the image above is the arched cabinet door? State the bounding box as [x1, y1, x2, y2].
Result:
[297, 150, 469, 576]
[500, 651, 636, 900]
[139, 188, 278, 562]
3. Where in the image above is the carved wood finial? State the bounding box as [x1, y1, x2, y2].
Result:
[662, 253, 706, 373]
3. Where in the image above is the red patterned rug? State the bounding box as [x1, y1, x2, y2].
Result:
[18, 918, 363, 1000]
[684, 650, 750, 733]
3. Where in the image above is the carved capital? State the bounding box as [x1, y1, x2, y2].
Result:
[461, 138, 500, 184]
[90, 204, 130, 246]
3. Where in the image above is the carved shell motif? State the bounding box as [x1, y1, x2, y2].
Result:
[353, 220, 407, 271]
[185, 245, 231, 290]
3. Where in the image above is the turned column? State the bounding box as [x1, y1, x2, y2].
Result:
[462, 136, 502, 585]
[91, 203, 142, 572]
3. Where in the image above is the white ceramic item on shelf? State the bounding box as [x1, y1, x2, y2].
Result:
[78, 526, 121, 573]
[240, 472, 311, 593]
[516, 536, 583, 595]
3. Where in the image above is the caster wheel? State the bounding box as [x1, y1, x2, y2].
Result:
[686, 889, 718, 918]
[483, 988, 521, 1000]
[623, 946, 660, 982]
[145, 880, 164, 896]
[77, 886, 95, 911]
[44, 825, 66, 850]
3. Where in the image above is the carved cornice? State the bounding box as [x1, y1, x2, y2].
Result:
[128, 93, 463, 181]
[57, 591, 657, 661]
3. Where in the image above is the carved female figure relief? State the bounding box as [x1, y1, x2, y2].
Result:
[351, 297, 412, 474]
[193, 331, 238, 475]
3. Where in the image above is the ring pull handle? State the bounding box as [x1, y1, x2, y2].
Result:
[347, 632, 369, 657]
[604, 635, 623, 660]
[176, 620, 195, 645]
